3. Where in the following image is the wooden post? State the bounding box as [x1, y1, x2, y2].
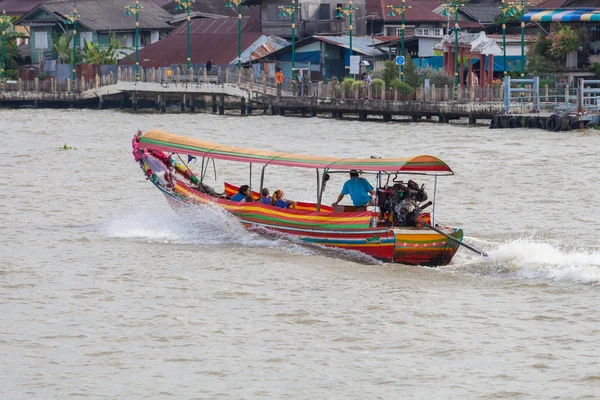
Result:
[368, 84, 372, 100]
[444, 84, 449, 101]
[431, 84, 436, 101]
[95, 74, 99, 89]
[109, 71, 114, 84]
[34, 78, 39, 92]
[318, 81, 323, 98]
[249, 73, 254, 90]
[262, 77, 267, 94]
[470, 83, 475, 102]
[467, 56, 473, 88]
[488, 54, 494, 88]
[117, 67, 121, 82]
[308, 81, 313, 97]
[176, 67, 180, 84]
[394, 88, 398, 101]
[545, 85, 549, 102]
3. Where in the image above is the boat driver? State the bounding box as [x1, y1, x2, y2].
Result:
[331, 170, 375, 208]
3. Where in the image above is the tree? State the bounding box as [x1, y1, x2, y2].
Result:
[382, 60, 398, 86]
[53, 32, 73, 64]
[83, 34, 132, 65]
[403, 54, 420, 88]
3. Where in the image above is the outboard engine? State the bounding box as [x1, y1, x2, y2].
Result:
[378, 179, 428, 227]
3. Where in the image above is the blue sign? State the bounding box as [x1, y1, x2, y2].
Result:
[395, 56, 405, 66]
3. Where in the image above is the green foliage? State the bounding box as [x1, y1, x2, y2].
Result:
[382, 60, 398, 86]
[389, 79, 414, 96]
[342, 77, 356, 90]
[403, 54, 420, 88]
[539, 78, 555, 88]
[83, 34, 132, 65]
[2, 39, 26, 70]
[5, 69, 18, 80]
[53, 32, 74, 64]
[421, 66, 453, 87]
[370, 78, 384, 88]
[59, 144, 77, 150]
[548, 25, 580, 58]
[591, 62, 600, 78]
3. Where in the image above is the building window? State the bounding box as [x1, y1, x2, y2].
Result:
[151, 31, 160, 44]
[319, 4, 330, 20]
[416, 28, 430, 36]
[34, 31, 48, 49]
[80, 31, 93, 48]
[434, 28, 443, 36]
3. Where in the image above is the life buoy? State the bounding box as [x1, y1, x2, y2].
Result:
[526, 117, 536, 129]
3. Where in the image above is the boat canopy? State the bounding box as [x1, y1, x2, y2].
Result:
[139, 130, 454, 175]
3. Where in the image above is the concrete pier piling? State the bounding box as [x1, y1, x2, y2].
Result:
[241, 97, 246, 115]
[218, 95, 225, 115]
[212, 95, 217, 113]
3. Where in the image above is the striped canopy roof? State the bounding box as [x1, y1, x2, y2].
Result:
[139, 130, 454, 175]
[524, 9, 600, 22]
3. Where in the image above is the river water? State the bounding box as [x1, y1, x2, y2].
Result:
[1, 109, 599, 399]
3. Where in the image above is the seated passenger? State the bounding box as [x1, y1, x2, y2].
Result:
[260, 188, 271, 205]
[271, 189, 297, 209]
[231, 185, 250, 202]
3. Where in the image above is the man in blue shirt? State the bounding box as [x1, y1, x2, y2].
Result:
[331, 170, 375, 208]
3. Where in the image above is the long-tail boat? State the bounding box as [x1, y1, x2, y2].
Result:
[132, 130, 486, 266]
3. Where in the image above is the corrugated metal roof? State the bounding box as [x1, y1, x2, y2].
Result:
[366, 0, 447, 22]
[120, 17, 281, 67]
[460, 4, 501, 24]
[26, 0, 172, 31]
[313, 36, 385, 56]
[0, 0, 46, 16]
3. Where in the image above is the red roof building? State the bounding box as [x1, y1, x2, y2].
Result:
[119, 17, 287, 68]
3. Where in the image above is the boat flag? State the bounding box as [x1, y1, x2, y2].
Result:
[187, 155, 197, 163]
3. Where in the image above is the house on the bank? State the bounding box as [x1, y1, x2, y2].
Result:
[0, 0, 47, 48]
[365, 0, 484, 60]
[15, 0, 172, 64]
[242, 0, 367, 38]
[119, 17, 289, 68]
[252, 35, 386, 80]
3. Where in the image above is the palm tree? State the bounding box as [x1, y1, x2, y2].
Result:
[52, 32, 73, 64]
[83, 33, 132, 65]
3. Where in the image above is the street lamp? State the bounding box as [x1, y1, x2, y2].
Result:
[442, 2, 463, 88]
[226, 0, 243, 70]
[125, 0, 142, 81]
[175, 0, 195, 69]
[0, 9, 12, 90]
[510, 0, 529, 78]
[499, 0, 513, 77]
[336, 2, 359, 56]
[64, 7, 78, 92]
[387, 1, 411, 81]
[279, 1, 300, 74]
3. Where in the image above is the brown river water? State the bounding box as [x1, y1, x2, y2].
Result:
[1, 109, 600, 399]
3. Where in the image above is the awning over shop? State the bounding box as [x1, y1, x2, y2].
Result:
[524, 9, 600, 22]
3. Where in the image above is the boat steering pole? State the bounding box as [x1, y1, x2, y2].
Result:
[423, 223, 488, 257]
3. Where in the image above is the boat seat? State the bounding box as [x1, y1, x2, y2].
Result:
[334, 205, 367, 212]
